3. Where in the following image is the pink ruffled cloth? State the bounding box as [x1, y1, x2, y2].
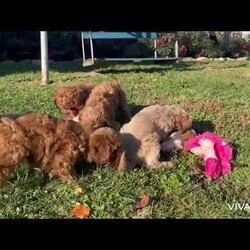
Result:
[184, 132, 233, 179]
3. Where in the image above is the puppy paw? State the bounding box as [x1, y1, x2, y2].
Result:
[161, 161, 175, 169]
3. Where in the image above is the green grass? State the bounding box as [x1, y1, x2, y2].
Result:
[1, 60, 250, 218]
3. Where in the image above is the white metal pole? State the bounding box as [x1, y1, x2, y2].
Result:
[154, 39, 157, 59]
[89, 31, 94, 64]
[81, 32, 86, 65]
[175, 40, 179, 58]
[40, 31, 49, 85]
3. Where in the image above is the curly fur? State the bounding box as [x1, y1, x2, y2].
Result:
[0, 117, 30, 185]
[78, 81, 131, 133]
[87, 127, 125, 170]
[119, 105, 192, 170]
[85, 105, 192, 172]
[54, 82, 95, 119]
[0, 112, 87, 184]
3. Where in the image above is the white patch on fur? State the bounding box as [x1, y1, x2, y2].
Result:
[170, 132, 179, 138]
[72, 115, 80, 122]
[173, 138, 183, 150]
[170, 132, 183, 150]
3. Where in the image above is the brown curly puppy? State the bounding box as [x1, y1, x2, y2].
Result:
[54, 82, 95, 119]
[78, 81, 131, 133]
[85, 105, 192, 172]
[0, 112, 87, 184]
[87, 127, 126, 171]
[119, 105, 193, 170]
[0, 117, 30, 186]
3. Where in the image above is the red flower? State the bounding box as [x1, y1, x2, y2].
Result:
[241, 43, 249, 51]
[156, 38, 164, 46]
[181, 44, 188, 52]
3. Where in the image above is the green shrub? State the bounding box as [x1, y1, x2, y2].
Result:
[0, 32, 250, 61]
[143, 32, 250, 58]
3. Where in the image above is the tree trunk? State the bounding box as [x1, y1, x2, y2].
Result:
[220, 32, 231, 51]
[208, 31, 219, 45]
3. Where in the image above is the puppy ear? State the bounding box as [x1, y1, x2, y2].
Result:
[87, 144, 98, 163]
[173, 108, 192, 132]
[175, 114, 183, 131]
[178, 112, 192, 132]
[115, 151, 128, 171]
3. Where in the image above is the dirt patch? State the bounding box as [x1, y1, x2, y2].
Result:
[215, 108, 250, 133]
[178, 96, 223, 114]
[152, 94, 173, 106]
[234, 109, 250, 128]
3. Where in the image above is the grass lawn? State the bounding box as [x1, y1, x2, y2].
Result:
[0, 60, 250, 218]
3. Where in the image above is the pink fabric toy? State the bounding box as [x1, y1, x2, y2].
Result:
[184, 131, 233, 179]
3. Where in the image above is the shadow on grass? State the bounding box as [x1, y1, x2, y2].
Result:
[98, 62, 200, 74]
[75, 159, 98, 177]
[0, 60, 200, 76]
[192, 119, 215, 133]
[231, 142, 240, 160]
[9, 167, 52, 189]
[0, 61, 86, 76]
[128, 103, 149, 116]
[95, 61, 200, 74]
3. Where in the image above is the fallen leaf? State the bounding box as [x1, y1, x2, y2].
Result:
[133, 206, 152, 219]
[135, 194, 152, 210]
[74, 187, 83, 196]
[106, 205, 117, 216]
[70, 204, 91, 219]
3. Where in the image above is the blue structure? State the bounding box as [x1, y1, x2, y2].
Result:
[81, 31, 178, 66]
[81, 32, 157, 39]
